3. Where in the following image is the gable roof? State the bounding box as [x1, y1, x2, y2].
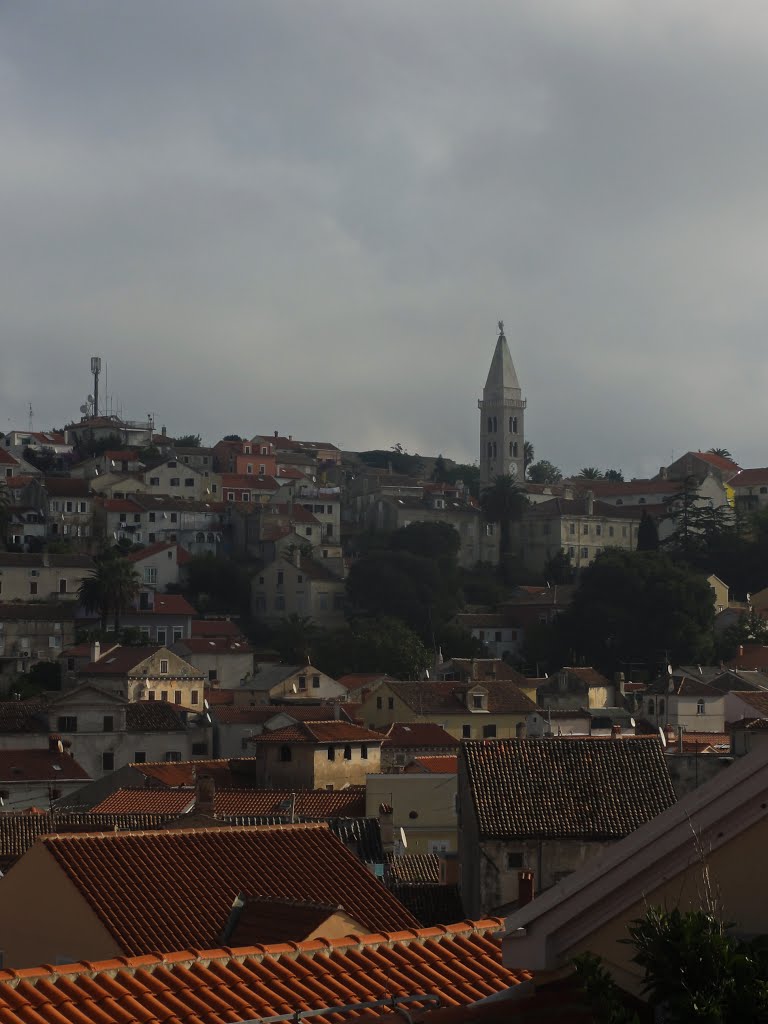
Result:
[251, 721, 384, 744]
[131, 758, 256, 788]
[407, 755, 459, 773]
[37, 823, 418, 954]
[385, 679, 537, 716]
[80, 646, 165, 675]
[0, 749, 90, 783]
[462, 737, 675, 840]
[729, 690, 768, 716]
[380, 723, 460, 748]
[692, 450, 740, 473]
[191, 618, 242, 638]
[125, 541, 191, 564]
[91, 786, 367, 818]
[212, 704, 352, 725]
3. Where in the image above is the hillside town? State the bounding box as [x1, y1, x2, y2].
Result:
[0, 325, 767, 1018]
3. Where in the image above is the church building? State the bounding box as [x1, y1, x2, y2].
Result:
[479, 321, 526, 489]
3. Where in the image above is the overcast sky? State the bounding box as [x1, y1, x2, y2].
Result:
[3, 1, 768, 478]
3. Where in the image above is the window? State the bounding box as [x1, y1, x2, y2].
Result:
[57, 716, 77, 732]
[185, 478, 194, 487]
[583, 524, 589, 534]
[569, 523, 576, 535]
[168, 460, 177, 468]
[361, 744, 368, 760]
[156, 629, 167, 645]
[150, 477, 160, 486]
[581, 547, 588, 558]
[143, 567, 157, 585]
[164, 751, 182, 762]
[102, 752, 115, 772]
[170, 513, 177, 523]
[595, 525, 602, 536]
[103, 715, 114, 732]
[227, 491, 235, 501]
[472, 695, 484, 709]
[65, 501, 73, 513]
[462, 725, 471, 738]
[30, 582, 38, 596]
[191, 690, 199, 704]
[275, 596, 285, 610]
[327, 745, 335, 761]
[659, 698, 665, 716]
[161, 691, 169, 702]
[174, 691, 182, 704]
[298, 676, 307, 691]
[608, 526, 614, 537]
[148, 512, 156, 523]
[376, 696, 383, 709]
[305, 527, 312, 537]
[147, 691, 156, 701]
[259, 465, 265, 475]
[160, 659, 169, 674]
[697, 699, 705, 715]
[343, 745, 352, 760]
[568, 546, 575, 557]
[172, 628, 183, 642]
[246, 464, 253, 474]
[483, 724, 497, 738]
[388, 697, 394, 710]
[277, 571, 284, 586]
[279, 745, 292, 762]
[319, 592, 328, 609]
[506, 851, 524, 870]
[312, 675, 320, 689]
[495, 631, 502, 642]
[648, 699, 655, 715]
[134, 751, 146, 763]
[49, 635, 61, 649]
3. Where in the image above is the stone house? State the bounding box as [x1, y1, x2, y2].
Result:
[359, 678, 537, 742]
[43, 477, 95, 546]
[458, 737, 676, 918]
[231, 662, 347, 705]
[644, 675, 725, 733]
[251, 553, 345, 628]
[378, 722, 459, 770]
[171, 636, 255, 688]
[125, 541, 191, 592]
[77, 644, 206, 706]
[0, 552, 95, 602]
[0, 742, 91, 812]
[0, 602, 77, 690]
[535, 667, 614, 711]
[366, 769, 458, 855]
[210, 704, 355, 758]
[141, 457, 212, 502]
[249, 720, 384, 789]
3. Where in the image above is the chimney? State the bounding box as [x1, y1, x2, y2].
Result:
[162, 425, 167, 437]
[91, 640, 101, 663]
[585, 490, 594, 516]
[274, 430, 278, 438]
[611, 724, 622, 739]
[518, 870, 535, 907]
[195, 773, 215, 816]
[615, 671, 626, 697]
[659, 466, 667, 479]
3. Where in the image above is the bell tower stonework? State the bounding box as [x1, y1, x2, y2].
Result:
[479, 320, 526, 489]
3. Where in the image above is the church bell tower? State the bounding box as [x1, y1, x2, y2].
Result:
[479, 320, 526, 489]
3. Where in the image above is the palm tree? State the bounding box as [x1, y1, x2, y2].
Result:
[579, 467, 604, 480]
[78, 553, 140, 633]
[523, 441, 535, 473]
[707, 447, 734, 461]
[480, 474, 529, 573]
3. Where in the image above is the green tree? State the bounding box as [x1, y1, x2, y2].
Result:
[663, 476, 734, 561]
[604, 468, 624, 482]
[480, 475, 529, 573]
[579, 467, 604, 479]
[183, 554, 252, 616]
[349, 616, 430, 679]
[527, 460, 562, 484]
[636, 509, 660, 551]
[543, 548, 574, 584]
[439, 463, 480, 498]
[524, 441, 535, 472]
[272, 614, 318, 663]
[559, 549, 716, 675]
[707, 447, 734, 461]
[77, 552, 141, 632]
[222, 434, 243, 441]
[174, 434, 201, 447]
[432, 454, 448, 482]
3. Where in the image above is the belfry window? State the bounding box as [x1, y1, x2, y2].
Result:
[487, 417, 493, 433]
[513, 442, 518, 457]
[487, 442, 493, 458]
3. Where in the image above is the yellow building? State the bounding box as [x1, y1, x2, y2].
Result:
[366, 770, 458, 855]
[358, 678, 537, 742]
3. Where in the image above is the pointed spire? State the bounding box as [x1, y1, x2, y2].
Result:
[484, 319, 521, 400]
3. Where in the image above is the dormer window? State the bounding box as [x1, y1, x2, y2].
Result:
[468, 687, 489, 712]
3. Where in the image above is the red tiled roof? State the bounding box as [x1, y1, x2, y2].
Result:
[104, 450, 140, 461]
[407, 755, 459, 774]
[0, 919, 529, 1024]
[91, 789, 193, 814]
[213, 705, 352, 725]
[693, 450, 740, 472]
[193, 618, 241, 637]
[729, 468, 768, 488]
[101, 498, 144, 513]
[90, 786, 367, 817]
[204, 686, 236, 704]
[560, 666, 611, 687]
[43, 477, 91, 497]
[386, 853, 441, 884]
[176, 637, 253, 654]
[0, 449, 20, 466]
[679, 733, 730, 752]
[251, 721, 385, 744]
[386, 680, 537, 716]
[268, 502, 319, 523]
[726, 645, 768, 671]
[380, 723, 460, 749]
[337, 673, 392, 690]
[125, 541, 191, 563]
[225, 896, 352, 946]
[131, 758, 253, 788]
[0, 749, 90, 783]
[728, 691, 768, 716]
[39, 824, 419, 953]
[145, 594, 197, 616]
[462, 738, 676, 840]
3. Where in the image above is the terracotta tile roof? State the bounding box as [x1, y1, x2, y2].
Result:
[380, 723, 460, 749]
[125, 541, 190, 563]
[0, 918, 526, 1024]
[727, 645, 768, 671]
[132, 758, 254, 788]
[40, 823, 419, 953]
[0, 812, 171, 867]
[213, 704, 352, 725]
[407, 755, 459, 773]
[90, 788, 194, 814]
[446, 659, 533, 686]
[693, 450, 740, 472]
[0, 749, 90, 783]
[0, 602, 77, 621]
[175, 636, 253, 654]
[559, 666, 611, 687]
[193, 618, 242, 637]
[386, 680, 537, 716]
[733, 717, 768, 730]
[252, 721, 385, 744]
[102, 497, 145, 513]
[338, 673, 392, 690]
[729, 467, 768, 488]
[42, 476, 91, 497]
[0, 449, 20, 466]
[386, 853, 440, 884]
[671, 677, 722, 698]
[124, 702, 192, 731]
[143, 594, 197, 616]
[0, 703, 48, 734]
[729, 690, 768, 715]
[80, 646, 161, 675]
[679, 733, 730, 753]
[390, 885, 466, 929]
[462, 737, 676, 840]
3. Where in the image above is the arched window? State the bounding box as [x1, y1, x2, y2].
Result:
[487, 442, 493, 458]
[509, 416, 513, 432]
[207, 532, 214, 542]
[492, 416, 497, 432]
[513, 442, 518, 457]
[509, 442, 513, 457]
[196, 532, 205, 542]
[648, 699, 655, 715]
[487, 417, 493, 433]
[492, 442, 497, 458]
[279, 745, 292, 762]
[512, 416, 518, 433]
[697, 699, 705, 715]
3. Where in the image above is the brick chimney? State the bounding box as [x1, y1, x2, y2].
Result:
[611, 724, 622, 739]
[195, 773, 215, 816]
[518, 870, 535, 907]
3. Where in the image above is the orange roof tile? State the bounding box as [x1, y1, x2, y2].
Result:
[91, 786, 367, 817]
[38, 824, 419, 953]
[251, 721, 385, 744]
[193, 618, 242, 637]
[131, 758, 253, 787]
[0, 749, 90, 783]
[125, 541, 190, 563]
[407, 755, 459, 774]
[381, 723, 460, 749]
[90, 789, 194, 814]
[0, 919, 527, 1024]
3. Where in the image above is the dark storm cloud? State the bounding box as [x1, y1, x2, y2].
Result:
[2, 1, 768, 475]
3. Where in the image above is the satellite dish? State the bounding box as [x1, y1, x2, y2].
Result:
[203, 699, 209, 710]
[658, 726, 667, 748]
[399, 827, 408, 848]
[79, 405, 88, 414]
[57, 739, 64, 753]
[87, 395, 94, 403]
[292, 683, 298, 693]
[667, 664, 673, 676]
[630, 717, 636, 728]
[425, 669, 430, 679]
[544, 672, 548, 679]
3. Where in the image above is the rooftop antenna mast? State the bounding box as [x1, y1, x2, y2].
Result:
[28, 402, 34, 432]
[90, 357, 102, 417]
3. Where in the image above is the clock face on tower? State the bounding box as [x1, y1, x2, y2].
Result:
[509, 462, 518, 479]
